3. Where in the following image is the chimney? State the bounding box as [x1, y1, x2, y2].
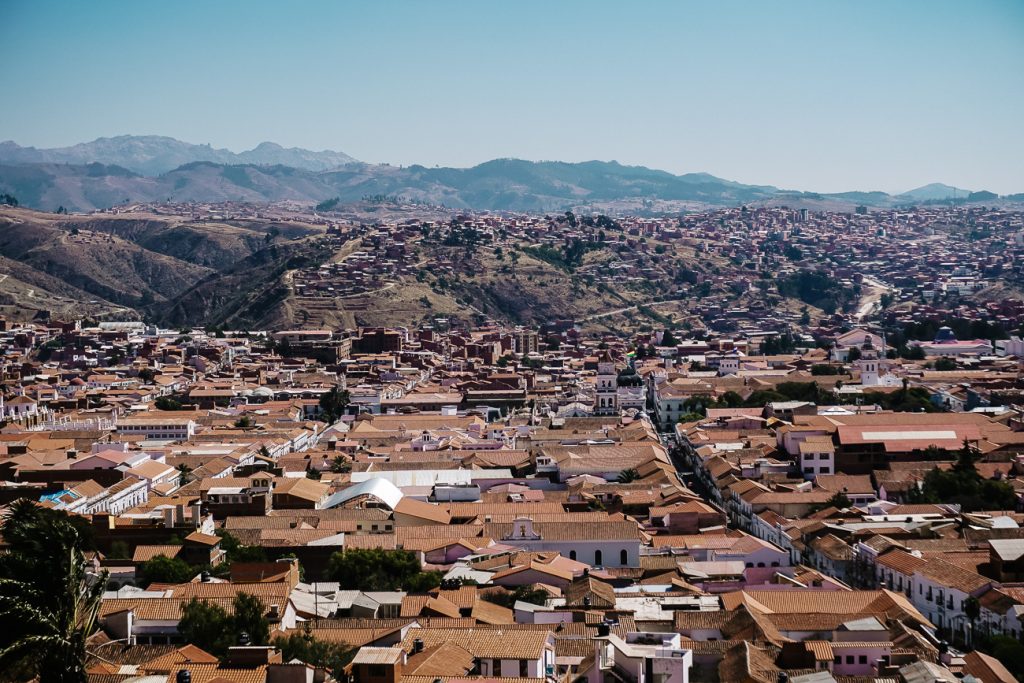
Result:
[163, 507, 176, 527]
[176, 671, 191, 683]
[192, 503, 202, 527]
[596, 623, 610, 637]
[412, 638, 424, 654]
[175, 504, 185, 526]
[66, 448, 78, 459]
[269, 604, 280, 619]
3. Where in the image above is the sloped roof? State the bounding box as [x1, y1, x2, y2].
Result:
[323, 477, 404, 510]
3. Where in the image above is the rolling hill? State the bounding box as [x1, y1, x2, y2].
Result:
[0, 136, 357, 175]
[0, 136, 1018, 213]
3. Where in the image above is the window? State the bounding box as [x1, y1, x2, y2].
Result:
[569, 550, 577, 561]
[492, 659, 501, 675]
[820, 467, 831, 474]
[594, 550, 603, 566]
[846, 656, 854, 665]
[620, 549, 628, 566]
[834, 656, 841, 665]
[858, 656, 867, 664]
[520, 660, 529, 677]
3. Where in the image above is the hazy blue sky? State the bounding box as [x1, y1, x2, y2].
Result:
[3, 1, 1023, 193]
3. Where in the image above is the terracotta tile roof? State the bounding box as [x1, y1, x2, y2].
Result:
[483, 520, 642, 542]
[132, 545, 183, 563]
[470, 598, 514, 625]
[404, 641, 476, 677]
[915, 558, 992, 594]
[141, 644, 218, 672]
[151, 663, 266, 683]
[804, 640, 834, 662]
[281, 626, 406, 648]
[877, 548, 927, 575]
[399, 627, 552, 659]
[726, 589, 931, 627]
[962, 650, 1017, 683]
[400, 595, 462, 619]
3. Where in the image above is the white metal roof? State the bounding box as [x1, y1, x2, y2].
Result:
[322, 477, 404, 510]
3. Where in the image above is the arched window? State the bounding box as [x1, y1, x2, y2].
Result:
[594, 550, 603, 566]
[620, 549, 628, 566]
[569, 550, 577, 561]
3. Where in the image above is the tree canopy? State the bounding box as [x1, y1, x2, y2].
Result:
[275, 630, 355, 678]
[0, 500, 106, 682]
[319, 387, 350, 424]
[138, 555, 196, 585]
[908, 441, 1017, 512]
[326, 548, 440, 591]
[178, 592, 270, 657]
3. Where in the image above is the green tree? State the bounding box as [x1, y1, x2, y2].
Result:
[178, 592, 269, 657]
[139, 555, 196, 585]
[403, 571, 443, 593]
[330, 455, 351, 473]
[319, 387, 350, 424]
[964, 596, 981, 645]
[713, 391, 745, 408]
[176, 463, 193, 487]
[0, 500, 107, 683]
[326, 549, 430, 591]
[934, 357, 957, 371]
[178, 598, 232, 656]
[155, 396, 184, 411]
[616, 468, 640, 483]
[234, 415, 255, 429]
[275, 629, 355, 678]
[215, 530, 268, 564]
[232, 592, 270, 646]
[481, 585, 549, 608]
[913, 442, 1017, 512]
[315, 197, 340, 212]
[984, 635, 1024, 679]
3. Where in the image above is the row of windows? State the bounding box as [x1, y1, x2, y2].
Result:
[567, 549, 630, 565]
[834, 655, 869, 665]
[802, 453, 832, 460]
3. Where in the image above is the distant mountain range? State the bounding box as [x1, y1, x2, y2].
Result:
[0, 136, 357, 175]
[0, 135, 1019, 213]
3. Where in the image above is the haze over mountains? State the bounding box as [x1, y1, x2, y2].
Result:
[0, 135, 1018, 213]
[0, 135, 358, 175]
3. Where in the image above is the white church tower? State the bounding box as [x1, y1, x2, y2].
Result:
[594, 349, 618, 415]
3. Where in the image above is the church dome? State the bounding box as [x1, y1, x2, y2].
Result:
[934, 326, 957, 343]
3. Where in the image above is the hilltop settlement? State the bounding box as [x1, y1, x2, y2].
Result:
[3, 203, 1024, 683]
